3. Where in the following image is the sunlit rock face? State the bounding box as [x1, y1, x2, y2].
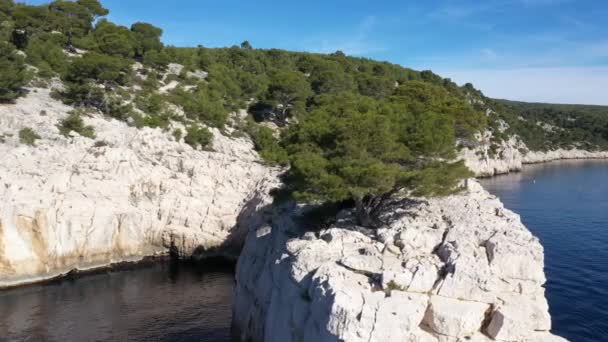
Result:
[232, 180, 568, 342]
[0, 88, 278, 288]
[461, 131, 608, 178]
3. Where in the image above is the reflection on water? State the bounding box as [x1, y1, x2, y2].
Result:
[481, 160, 608, 341]
[0, 261, 234, 342]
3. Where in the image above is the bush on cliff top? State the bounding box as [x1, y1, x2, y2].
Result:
[19, 127, 40, 146]
[58, 110, 96, 139]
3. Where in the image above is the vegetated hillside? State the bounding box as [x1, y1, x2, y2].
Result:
[0, 0, 491, 226]
[0, 0, 601, 226]
[489, 99, 608, 151]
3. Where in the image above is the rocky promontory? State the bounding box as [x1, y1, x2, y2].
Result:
[232, 180, 567, 342]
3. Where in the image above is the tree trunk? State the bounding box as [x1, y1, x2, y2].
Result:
[355, 197, 374, 228]
[354, 190, 400, 228]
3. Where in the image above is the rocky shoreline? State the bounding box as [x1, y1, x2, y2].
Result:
[461, 136, 608, 177]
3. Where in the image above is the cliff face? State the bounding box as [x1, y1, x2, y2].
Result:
[0, 88, 278, 288]
[461, 132, 608, 177]
[232, 180, 567, 342]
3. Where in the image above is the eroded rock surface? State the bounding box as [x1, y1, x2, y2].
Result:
[232, 181, 568, 342]
[0, 88, 278, 287]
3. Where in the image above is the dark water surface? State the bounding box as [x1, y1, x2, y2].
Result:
[0, 261, 234, 342]
[480, 160, 608, 342]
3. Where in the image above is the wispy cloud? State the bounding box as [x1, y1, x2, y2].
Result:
[302, 16, 387, 56]
[480, 48, 499, 60]
[518, 0, 572, 6]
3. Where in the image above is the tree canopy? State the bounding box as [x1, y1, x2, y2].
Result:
[282, 92, 472, 227]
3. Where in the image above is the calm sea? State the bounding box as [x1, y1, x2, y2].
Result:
[0, 261, 234, 342]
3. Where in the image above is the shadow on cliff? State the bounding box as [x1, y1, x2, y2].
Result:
[182, 184, 278, 265]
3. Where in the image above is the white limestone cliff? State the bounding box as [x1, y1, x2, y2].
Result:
[0, 88, 278, 288]
[461, 132, 608, 177]
[232, 180, 568, 342]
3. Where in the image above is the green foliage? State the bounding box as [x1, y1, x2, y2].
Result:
[283, 92, 470, 227]
[356, 74, 395, 99]
[103, 96, 133, 121]
[47, 0, 107, 40]
[184, 124, 213, 149]
[64, 52, 130, 85]
[143, 49, 170, 69]
[131, 22, 163, 59]
[259, 70, 312, 124]
[171, 88, 227, 128]
[60, 81, 105, 108]
[0, 41, 28, 102]
[310, 62, 356, 94]
[172, 128, 182, 141]
[47, 0, 108, 41]
[386, 280, 406, 292]
[58, 110, 95, 138]
[392, 81, 486, 139]
[89, 19, 135, 58]
[19, 127, 40, 145]
[0, 0, 14, 21]
[246, 121, 289, 166]
[25, 33, 68, 77]
[240, 40, 252, 50]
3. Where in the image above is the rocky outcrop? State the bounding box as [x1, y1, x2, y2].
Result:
[460, 136, 524, 177]
[461, 133, 608, 177]
[0, 88, 278, 288]
[232, 180, 567, 342]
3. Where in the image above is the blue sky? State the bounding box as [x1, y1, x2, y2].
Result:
[22, 0, 608, 105]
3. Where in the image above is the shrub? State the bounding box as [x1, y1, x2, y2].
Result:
[247, 122, 288, 166]
[171, 88, 227, 128]
[93, 140, 109, 147]
[60, 82, 105, 108]
[184, 125, 213, 149]
[91, 19, 136, 58]
[104, 97, 133, 121]
[19, 127, 41, 146]
[58, 111, 96, 139]
[64, 52, 131, 85]
[172, 128, 182, 141]
[0, 41, 29, 102]
[25, 34, 68, 77]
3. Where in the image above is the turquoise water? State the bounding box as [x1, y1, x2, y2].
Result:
[481, 160, 608, 342]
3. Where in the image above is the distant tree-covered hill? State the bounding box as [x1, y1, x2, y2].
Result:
[489, 99, 608, 151]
